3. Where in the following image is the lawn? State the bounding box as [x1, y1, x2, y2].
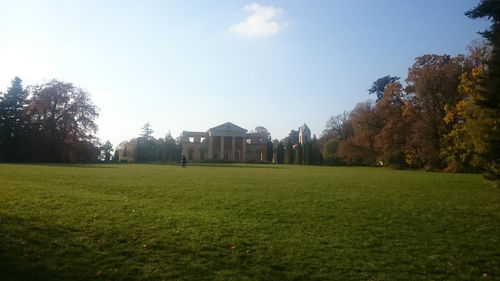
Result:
[0, 163, 499, 280]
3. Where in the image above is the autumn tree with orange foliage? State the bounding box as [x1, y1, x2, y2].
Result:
[442, 43, 492, 172]
[337, 101, 381, 165]
[22, 80, 99, 162]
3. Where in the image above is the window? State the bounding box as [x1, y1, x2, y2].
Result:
[200, 137, 205, 143]
[189, 137, 194, 143]
[246, 139, 251, 144]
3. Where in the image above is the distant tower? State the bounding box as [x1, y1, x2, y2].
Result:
[298, 123, 311, 145]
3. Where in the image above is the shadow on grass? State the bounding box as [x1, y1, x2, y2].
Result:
[0, 213, 127, 281]
[6, 163, 116, 169]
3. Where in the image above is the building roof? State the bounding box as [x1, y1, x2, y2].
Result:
[208, 122, 248, 136]
[299, 123, 310, 133]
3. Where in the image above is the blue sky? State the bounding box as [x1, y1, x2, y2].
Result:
[0, 0, 490, 147]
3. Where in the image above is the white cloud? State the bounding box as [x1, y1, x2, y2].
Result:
[228, 3, 285, 39]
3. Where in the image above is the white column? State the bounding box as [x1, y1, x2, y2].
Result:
[220, 136, 224, 160]
[231, 137, 235, 160]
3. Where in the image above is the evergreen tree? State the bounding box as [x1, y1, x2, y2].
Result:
[164, 131, 178, 162]
[277, 141, 285, 164]
[303, 142, 313, 165]
[466, 0, 500, 185]
[141, 122, 154, 140]
[311, 135, 321, 165]
[284, 142, 294, 164]
[0, 77, 27, 161]
[368, 75, 400, 102]
[136, 123, 158, 162]
[295, 143, 304, 165]
[113, 149, 119, 163]
[100, 140, 113, 162]
[122, 145, 129, 162]
[266, 139, 273, 162]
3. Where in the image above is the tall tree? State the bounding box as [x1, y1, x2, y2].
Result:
[337, 101, 381, 165]
[294, 143, 304, 165]
[254, 126, 271, 140]
[374, 81, 411, 168]
[322, 137, 344, 165]
[100, 140, 113, 162]
[162, 131, 179, 162]
[322, 111, 353, 141]
[276, 141, 285, 164]
[310, 136, 322, 165]
[141, 122, 154, 140]
[0, 77, 27, 161]
[284, 142, 294, 164]
[136, 123, 157, 163]
[112, 149, 119, 163]
[23, 80, 99, 162]
[285, 129, 299, 146]
[368, 75, 400, 102]
[405, 54, 465, 168]
[303, 142, 313, 165]
[442, 44, 492, 172]
[466, 0, 500, 185]
[255, 126, 273, 162]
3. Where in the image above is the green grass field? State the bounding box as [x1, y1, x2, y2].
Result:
[0, 164, 499, 280]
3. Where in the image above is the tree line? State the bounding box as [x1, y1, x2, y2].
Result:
[0, 79, 99, 162]
[317, 0, 500, 186]
[1, 0, 498, 186]
[115, 122, 180, 163]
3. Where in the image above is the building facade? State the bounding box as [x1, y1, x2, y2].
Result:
[181, 122, 268, 162]
[298, 123, 311, 145]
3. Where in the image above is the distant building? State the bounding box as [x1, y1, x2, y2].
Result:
[298, 123, 311, 145]
[181, 122, 268, 162]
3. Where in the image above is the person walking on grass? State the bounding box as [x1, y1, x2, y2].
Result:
[181, 155, 187, 168]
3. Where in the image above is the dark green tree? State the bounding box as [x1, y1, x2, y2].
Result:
[286, 129, 299, 146]
[303, 142, 312, 165]
[254, 126, 270, 139]
[122, 145, 128, 162]
[368, 75, 400, 102]
[141, 122, 154, 140]
[163, 131, 179, 162]
[276, 141, 285, 164]
[466, 0, 500, 186]
[322, 137, 343, 165]
[284, 142, 294, 164]
[0, 77, 28, 161]
[294, 143, 304, 165]
[112, 149, 119, 163]
[311, 135, 322, 165]
[136, 123, 158, 162]
[100, 141, 113, 162]
[266, 139, 273, 162]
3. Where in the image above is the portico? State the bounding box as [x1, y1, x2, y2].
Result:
[207, 122, 247, 161]
[181, 122, 267, 162]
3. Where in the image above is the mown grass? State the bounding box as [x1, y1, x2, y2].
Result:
[0, 163, 499, 280]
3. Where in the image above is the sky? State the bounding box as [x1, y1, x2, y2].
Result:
[0, 0, 490, 147]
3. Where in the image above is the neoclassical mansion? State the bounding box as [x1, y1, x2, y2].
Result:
[181, 122, 267, 162]
[181, 122, 311, 163]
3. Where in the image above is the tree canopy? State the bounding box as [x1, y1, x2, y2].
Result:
[368, 75, 400, 102]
